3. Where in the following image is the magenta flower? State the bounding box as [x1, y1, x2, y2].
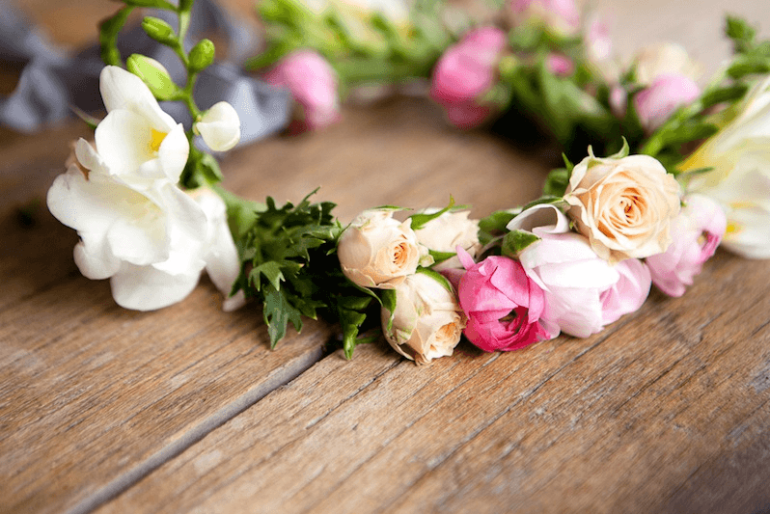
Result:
[430, 27, 508, 129]
[454, 248, 553, 352]
[634, 73, 701, 132]
[647, 194, 726, 297]
[263, 50, 340, 132]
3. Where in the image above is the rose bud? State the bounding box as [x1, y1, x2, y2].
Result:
[263, 50, 340, 132]
[382, 273, 466, 365]
[647, 194, 726, 297]
[430, 26, 508, 129]
[338, 209, 425, 289]
[456, 248, 554, 352]
[414, 210, 481, 271]
[547, 53, 574, 77]
[634, 74, 701, 132]
[565, 152, 681, 263]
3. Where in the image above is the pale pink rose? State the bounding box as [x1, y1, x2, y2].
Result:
[565, 153, 682, 263]
[430, 27, 508, 129]
[600, 258, 651, 324]
[509, 0, 580, 35]
[586, 15, 612, 63]
[634, 74, 701, 132]
[263, 50, 340, 132]
[455, 248, 553, 352]
[647, 194, 726, 297]
[547, 54, 574, 77]
[510, 204, 647, 337]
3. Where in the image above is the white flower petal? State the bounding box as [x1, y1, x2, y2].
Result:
[110, 263, 200, 311]
[197, 101, 241, 152]
[95, 109, 158, 179]
[100, 66, 176, 131]
[157, 123, 190, 182]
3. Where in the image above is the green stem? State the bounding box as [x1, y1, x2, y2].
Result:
[333, 57, 435, 84]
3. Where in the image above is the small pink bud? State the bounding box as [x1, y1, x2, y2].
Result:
[634, 73, 700, 132]
[263, 50, 340, 132]
[547, 53, 574, 77]
[430, 27, 507, 129]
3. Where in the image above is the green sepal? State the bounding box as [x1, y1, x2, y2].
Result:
[189, 39, 216, 73]
[415, 267, 453, 293]
[606, 137, 630, 160]
[380, 288, 397, 334]
[561, 153, 574, 171]
[478, 210, 517, 245]
[428, 249, 456, 266]
[99, 7, 134, 66]
[409, 195, 455, 231]
[501, 230, 540, 258]
[127, 54, 180, 101]
[141, 16, 176, 46]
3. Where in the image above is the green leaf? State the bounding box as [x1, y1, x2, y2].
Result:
[415, 267, 453, 292]
[264, 286, 303, 348]
[478, 210, 517, 245]
[725, 16, 756, 53]
[543, 168, 569, 197]
[701, 84, 749, 109]
[409, 195, 455, 231]
[501, 230, 540, 257]
[727, 54, 770, 79]
[99, 7, 134, 66]
[252, 261, 285, 291]
[561, 153, 574, 171]
[607, 137, 630, 160]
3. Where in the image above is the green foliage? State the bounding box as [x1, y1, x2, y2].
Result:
[478, 210, 517, 246]
[234, 192, 379, 356]
[99, 7, 134, 66]
[409, 195, 454, 231]
[543, 168, 570, 197]
[501, 230, 540, 258]
[189, 39, 216, 72]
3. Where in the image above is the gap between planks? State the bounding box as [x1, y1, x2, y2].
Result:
[63, 341, 326, 514]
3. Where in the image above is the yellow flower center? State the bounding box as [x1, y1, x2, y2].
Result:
[725, 221, 741, 236]
[149, 129, 167, 153]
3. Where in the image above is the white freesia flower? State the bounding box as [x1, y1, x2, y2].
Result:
[196, 101, 241, 152]
[93, 66, 189, 189]
[382, 273, 465, 365]
[680, 76, 770, 258]
[46, 65, 244, 311]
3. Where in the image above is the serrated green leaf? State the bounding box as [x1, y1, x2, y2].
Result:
[501, 230, 540, 257]
[253, 262, 285, 291]
[264, 286, 303, 348]
[410, 195, 455, 231]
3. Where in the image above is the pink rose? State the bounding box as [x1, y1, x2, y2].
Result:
[647, 194, 726, 297]
[263, 50, 340, 132]
[634, 73, 701, 132]
[430, 27, 508, 129]
[454, 248, 553, 352]
[547, 54, 574, 77]
[511, 204, 650, 337]
[600, 258, 652, 325]
[509, 0, 580, 36]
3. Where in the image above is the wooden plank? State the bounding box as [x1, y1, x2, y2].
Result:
[94, 252, 770, 514]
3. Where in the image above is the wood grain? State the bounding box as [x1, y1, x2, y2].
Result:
[95, 251, 770, 514]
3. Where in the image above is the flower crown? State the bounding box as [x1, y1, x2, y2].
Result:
[45, 0, 770, 364]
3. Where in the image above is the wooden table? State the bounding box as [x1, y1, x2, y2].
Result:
[2, 1, 770, 513]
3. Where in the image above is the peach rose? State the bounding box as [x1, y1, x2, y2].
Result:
[565, 153, 681, 263]
[338, 209, 425, 289]
[382, 273, 465, 365]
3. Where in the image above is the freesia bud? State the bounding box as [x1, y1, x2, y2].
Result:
[126, 54, 178, 101]
[141, 17, 176, 46]
[196, 102, 241, 152]
[189, 39, 216, 73]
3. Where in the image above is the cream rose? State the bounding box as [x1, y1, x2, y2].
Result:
[338, 209, 425, 289]
[565, 153, 681, 263]
[382, 273, 465, 365]
[414, 210, 481, 271]
[633, 43, 702, 86]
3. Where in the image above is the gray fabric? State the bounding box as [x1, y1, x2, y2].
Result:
[0, 0, 289, 145]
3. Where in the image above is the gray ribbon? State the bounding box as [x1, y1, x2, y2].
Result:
[0, 0, 290, 146]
